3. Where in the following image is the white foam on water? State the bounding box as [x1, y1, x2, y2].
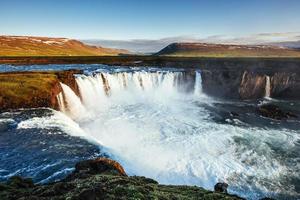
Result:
[81, 98, 299, 199]
[0, 118, 15, 123]
[54, 71, 299, 199]
[38, 167, 74, 184]
[17, 110, 102, 145]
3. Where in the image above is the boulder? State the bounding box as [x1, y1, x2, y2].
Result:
[214, 182, 228, 193]
[257, 104, 298, 120]
[72, 157, 127, 178]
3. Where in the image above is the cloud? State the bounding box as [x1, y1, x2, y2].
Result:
[81, 32, 300, 53]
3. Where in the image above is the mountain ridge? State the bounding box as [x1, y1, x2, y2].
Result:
[0, 36, 129, 56]
[156, 42, 300, 57]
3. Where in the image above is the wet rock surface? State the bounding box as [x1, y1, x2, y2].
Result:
[0, 157, 244, 200]
[258, 104, 298, 120]
[214, 182, 228, 193]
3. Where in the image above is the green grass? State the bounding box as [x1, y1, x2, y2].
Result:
[0, 72, 59, 109]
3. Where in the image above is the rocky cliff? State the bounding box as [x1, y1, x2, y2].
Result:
[201, 69, 300, 100]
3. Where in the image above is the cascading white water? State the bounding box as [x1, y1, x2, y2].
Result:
[265, 75, 271, 98]
[56, 92, 66, 113]
[54, 70, 299, 199]
[58, 83, 88, 120]
[72, 71, 196, 115]
[194, 71, 203, 96]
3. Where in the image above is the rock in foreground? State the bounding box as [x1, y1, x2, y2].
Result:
[0, 157, 243, 200]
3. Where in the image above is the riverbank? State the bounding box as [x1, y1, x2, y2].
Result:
[0, 70, 81, 111]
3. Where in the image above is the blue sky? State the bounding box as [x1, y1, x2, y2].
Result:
[1, 0, 300, 40]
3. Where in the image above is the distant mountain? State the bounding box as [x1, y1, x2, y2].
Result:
[156, 42, 300, 57]
[0, 36, 129, 56]
[268, 40, 300, 49]
[82, 32, 300, 53]
[82, 39, 173, 54]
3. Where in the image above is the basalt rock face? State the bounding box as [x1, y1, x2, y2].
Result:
[55, 69, 82, 97]
[239, 71, 267, 99]
[201, 69, 243, 99]
[271, 72, 300, 99]
[201, 69, 300, 100]
[0, 157, 244, 200]
[238, 71, 300, 99]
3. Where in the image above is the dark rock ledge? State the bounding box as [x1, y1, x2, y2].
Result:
[0, 157, 246, 200]
[257, 104, 298, 120]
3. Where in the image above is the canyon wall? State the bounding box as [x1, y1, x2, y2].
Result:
[201, 69, 300, 100]
[197, 58, 300, 100]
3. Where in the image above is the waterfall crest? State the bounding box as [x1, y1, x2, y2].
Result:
[57, 71, 204, 118]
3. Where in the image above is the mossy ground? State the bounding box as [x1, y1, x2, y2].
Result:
[0, 158, 244, 199]
[0, 174, 243, 200]
[0, 72, 60, 110]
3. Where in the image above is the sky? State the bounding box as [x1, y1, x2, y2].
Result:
[1, 0, 300, 40]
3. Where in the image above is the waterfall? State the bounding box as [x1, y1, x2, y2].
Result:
[265, 75, 271, 98]
[57, 70, 204, 118]
[74, 71, 195, 109]
[58, 83, 88, 120]
[194, 71, 203, 96]
[56, 92, 66, 113]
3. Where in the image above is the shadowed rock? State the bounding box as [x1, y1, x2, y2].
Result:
[214, 182, 228, 193]
[7, 176, 34, 188]
[258, 104, 298, 120]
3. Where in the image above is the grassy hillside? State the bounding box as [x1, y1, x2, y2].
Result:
[0, 36, 129, 56]
[156, 43, 300, 57]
